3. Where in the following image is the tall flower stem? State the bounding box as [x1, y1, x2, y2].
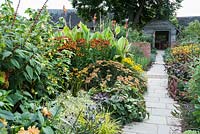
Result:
[28, 0, 49, 34]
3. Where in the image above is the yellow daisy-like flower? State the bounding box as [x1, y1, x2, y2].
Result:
[133, 64, 143, 73]
[122, 57, 143, 73]
[122, 57, 134, 66]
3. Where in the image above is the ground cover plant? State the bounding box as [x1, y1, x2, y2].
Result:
[53, 91, 121, 134]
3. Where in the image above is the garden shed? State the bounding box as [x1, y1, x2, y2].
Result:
[143, 20, 177, 49]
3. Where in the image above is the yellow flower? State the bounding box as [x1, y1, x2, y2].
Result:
[122, 57, 143, 73]
[122, 57, 134, 66]
[0, 118, 7, 126]
[171, 44, 200, 57]
[132, 64, 143, 73]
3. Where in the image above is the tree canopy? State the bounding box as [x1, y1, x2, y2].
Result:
[72, 0, 182, 27]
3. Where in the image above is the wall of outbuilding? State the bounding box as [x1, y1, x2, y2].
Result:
[143, 20, 177, 48]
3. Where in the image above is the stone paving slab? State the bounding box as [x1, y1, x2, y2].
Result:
[146, 92, 168, 98]
[123, 51, 181, 134]
[146, 102, 166, 109]
[151, 108, 172, 116]
[124, 123, 158, 134]
[144, 115, 167, 125]
[145, 97, 160, 102]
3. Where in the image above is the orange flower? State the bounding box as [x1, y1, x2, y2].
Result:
[28, 126, 40, 134]
[90, 39, 110, 50]
[42, 107, 52, 118]
[17, 126, 40, 134]
[17, 128, 28, 134]
[76, 38, 86, 47]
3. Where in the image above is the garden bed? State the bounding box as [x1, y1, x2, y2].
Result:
[164, 44, 200, 133]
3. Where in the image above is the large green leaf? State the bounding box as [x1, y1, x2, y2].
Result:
[79, 22, 90, 41]
[79, 22, 89, 34]
[114, 37, 129, 59]
[15, 49, 26, 58]
[26, 65, 33, 80]
[0, 110, 14, 120]
[38, 111, 44, 125]
[2, 50, 12, 60]
[7, 92, 23, 106]
[63, 26, 73, 39]
[90, 32, 103, 40]
[42, 126, 54, 134]
[102, 27, 114, 40]
[115, 25, 121, 35]
[10, 59, 20, 69]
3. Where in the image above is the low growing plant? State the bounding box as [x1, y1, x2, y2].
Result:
[54, 91, 121, 134]
[89, 82, 148, 124]
[183, 130, 200, 134]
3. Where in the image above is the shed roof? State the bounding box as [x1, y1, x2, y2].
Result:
[143, 20, 177, 30]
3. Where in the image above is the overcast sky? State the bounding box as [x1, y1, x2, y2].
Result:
[0, 0, 199, 17]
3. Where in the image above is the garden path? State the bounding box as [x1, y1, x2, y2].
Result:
[123, 51, 182, 134]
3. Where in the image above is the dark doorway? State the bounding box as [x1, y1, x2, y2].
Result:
[155, 31, 169, 50]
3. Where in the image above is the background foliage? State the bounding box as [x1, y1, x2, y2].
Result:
[72, 0, 182, 27]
